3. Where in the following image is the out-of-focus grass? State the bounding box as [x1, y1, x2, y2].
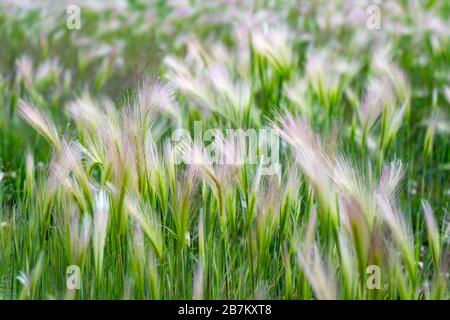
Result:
[0, 1, 448, 299]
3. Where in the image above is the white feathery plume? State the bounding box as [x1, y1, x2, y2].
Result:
[305, 49, 358, 107]
[69, 210, 91, 264]
[373, 51, 411, 103]
[359, 79, 386, 134]
[165, 56, 214, 113]
[331, 155, 366, 199]
[126, 197, 163, 258]
[297, 243, 337, 300]
[284, 77, 312, 119]
[206, 63, 251, 118]
[378, 159, 404, 201]
[375, 194, 416, 281]
[272, 114, 334, 209]
[67, 94, 103, 132]
[18, 99, 61, 150]
[177, 136, 215, 181]
[15, 55, 34, 88]
[252, 26, 293, 76]
[133, 77, 176, 124]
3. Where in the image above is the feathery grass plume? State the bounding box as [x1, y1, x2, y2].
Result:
[297, 243, 337, 300]
[337, 231, 358, 298]
[338, 195, 369, 289]
[1, 0, 448, 300]
[79, 138, 106, 175]
[331, 155, 367, 198]
[372, 52, 410, 153]
[358, 79, 385, 147]
[305, 49, 358, 117]
[177, 136, 225, 219]
[387, 246, 411, 299]
[216, 129, 249, 181]
[104, 116, 139, 224]
[421, 201, 441, 268]
[63, 140, 94, 210]
[303, 206, 318, 251]
[381, 102, 407, 154]
[126, 196, 163, 259]
[166, 52, 250, 124]
[331, 157, 405, 293]
[375, 194, 416, 284]
[185, 37, 211, 66]
[378, 159, 404, 201]
[305, 50, 336, 109]
[18, 99, 61, 150]
[205, 63, 251, 123]
[278, 163, 302, 235]
[171, 169, 195, 248]
[159, 141, 177, 215]
[373, 51, 411, 108]
[164, 56, 215, 112]
[67, 94, 104, 138]
[252, 26, 293, 77]
[120, 107, 149, 195]
[48, 140, 93, 213]
[271, 114, 337, 230]
[284, 77, 312, 119]
[99, 111, 127, 182]
[133, 76, 176, 127]
[68, 209, 91, 266]
[48, 143, 77, 191]
[143, 127, 161, 164]
[67, 98, 115, 171]
[92, 190, 109, 276]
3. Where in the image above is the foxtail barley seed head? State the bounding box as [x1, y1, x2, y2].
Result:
[18, 99, 61, 150]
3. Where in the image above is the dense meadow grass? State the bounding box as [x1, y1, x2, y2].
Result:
[0, 1, 449, 299]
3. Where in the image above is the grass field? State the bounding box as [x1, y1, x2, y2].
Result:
[0, 0, 448, 299]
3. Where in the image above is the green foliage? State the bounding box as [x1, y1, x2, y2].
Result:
[0, 1, 448, 300]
